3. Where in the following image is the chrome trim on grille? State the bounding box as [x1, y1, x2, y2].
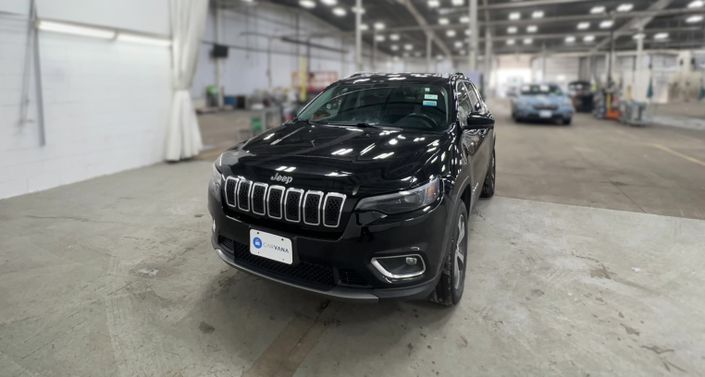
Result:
[303, 190, 324, 226]
[266, 185, 285, 219]
[251, 182, 268, 215]
[236, 179, 252, 212]
[224, 176, 346, 228]
[323, 193, 347, 228]
[284, 188, 305, 223]
[224, 177, 239, 207]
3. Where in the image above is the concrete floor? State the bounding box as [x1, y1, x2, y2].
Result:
[1, 102, 705, 376]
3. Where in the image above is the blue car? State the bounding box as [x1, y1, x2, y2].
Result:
[511, 83, 574, 125]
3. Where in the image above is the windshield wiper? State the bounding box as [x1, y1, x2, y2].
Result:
[327, 122, 383, 129]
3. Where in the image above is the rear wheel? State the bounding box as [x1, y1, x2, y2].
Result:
[480, 150, 496, 198]
[430, 201, 469, 306]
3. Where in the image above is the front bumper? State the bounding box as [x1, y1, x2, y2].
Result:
[208, 187, 454, 302]
[515, 107, 573, 121]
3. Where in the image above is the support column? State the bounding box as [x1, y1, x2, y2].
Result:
[426, 32, 432, 72]
[541, 44, 547, 82]
[355, 0, 363, 71]
[484, 27, 492, 95]
[468, 0, 478, 72]
[214, 6, 224, 107]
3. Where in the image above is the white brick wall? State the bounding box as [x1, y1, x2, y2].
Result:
[0, 0, 172, 199]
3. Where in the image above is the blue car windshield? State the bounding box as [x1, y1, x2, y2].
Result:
[298, 83, 450, 131]
[521, 84, 563, 96]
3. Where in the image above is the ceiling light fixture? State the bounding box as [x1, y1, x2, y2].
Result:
[428, 0, 440, 8]
[117, 33, 171, 46]
[506, 39, 515, 45]
[389, 33, 400, 41]
[299, 0, 315, 9]
[391, 44, 399, 51]
[374, 22, 386, 30]
[509, 12, 521, 20]
[654, 32, 669, 40]
[633, 33, 645, 40]
[565, 36, 576, 43]
[439, 17, 449, 25]
[686, 15, 704, 23]
[583, 35, 595, 42]
[321, 0, 337, 5]
[332, 7, 346, 16]
[523, 38, 533, 45]
[527, 25, 538, 33]
[687, 0, 704, 8]
[460, 16, 469, 23]
[532, 10, 544, 19]
[404, 43, 413, 50]
[577, 22, 590, 30]
[616, 3, 633, 12]
[452, 0, 465, 5]
[507, 26, 517, 34]
[599, 20, 614, 28]
[37, 20, 116, 39]
[375, 35, 386, 42]
[446, 29, 457, 37]
[590, 6, 605, 14]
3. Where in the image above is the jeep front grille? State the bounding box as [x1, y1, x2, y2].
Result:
[223, 177, 347, 228]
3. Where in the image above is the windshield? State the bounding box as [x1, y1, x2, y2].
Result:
[520, 84, 563, 96]
[297, 82, 450, 131]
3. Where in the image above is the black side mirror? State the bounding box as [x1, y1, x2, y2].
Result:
[466, 114, 495, 129]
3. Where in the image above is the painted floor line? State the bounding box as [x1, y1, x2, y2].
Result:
[650, 143, 705, 168]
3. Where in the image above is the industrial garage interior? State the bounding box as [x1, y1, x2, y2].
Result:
[1, 0, 705, 376]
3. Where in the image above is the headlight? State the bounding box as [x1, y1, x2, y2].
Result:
[356, 178, 441, 215]
[209, 163, 223, 194]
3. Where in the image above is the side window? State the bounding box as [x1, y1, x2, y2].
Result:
[463, 82, 485, 114]
[455, 81, 473, 118]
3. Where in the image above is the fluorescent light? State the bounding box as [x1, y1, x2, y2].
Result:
[507, 26, 517, 34]
[599, 20, 614, 28]
[577, 22, 590, 30]
[654, 32, 669, 40]
[509, 12, 521, 20]
[452, 0, 465, 5]
[446, 29, 456, 37]
[37, 20, 116, 39]
[374, 22, 385, 30]
[686, 15, 704, 23]
[454, 40, 463, 48]
[460, 16, 469, 23]
[360, 23, 369, 31]
[523, 38, 533, 45]
[583, 35, 595, 42]
[465, 29, 471, 36]
[390, 44, 399, 51]
[616, 3, 633, 12]
[633, 33, 645, 40]
[404, 43, 413, 50]
[565, 36, 576, 43]
[332, 7, 346, 16]
[428, 0, 440, 8]
[439, 17, 449, 25]
[389, 33, 400, 41]
[375, 34, 385, 42]
[688, 1, 704, 8]
[351, 5, 365, 14]
[527, 25, 538, 33]
[506, 39, 515, 45]
[117, 33, 171, 46]
[532, 10, 544, 19]
[436, 54, 445, 60]
[590, 6, 605, 14]
[321, 0, 337, 5]
[299, 0, 315, 9]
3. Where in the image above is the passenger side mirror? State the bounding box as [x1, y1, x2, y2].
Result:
[465, 114, 495, 129]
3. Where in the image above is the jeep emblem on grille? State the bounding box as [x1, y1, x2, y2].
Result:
[270, 172, 293, 185]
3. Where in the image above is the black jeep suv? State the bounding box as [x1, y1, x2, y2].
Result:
[208, 73, 496, 306]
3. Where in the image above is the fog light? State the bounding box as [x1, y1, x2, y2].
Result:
[371, 254, 426, 281]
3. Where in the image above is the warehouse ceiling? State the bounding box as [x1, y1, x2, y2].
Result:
[216, 0, 705, 59]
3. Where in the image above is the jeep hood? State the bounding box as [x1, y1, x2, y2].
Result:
[219, 123, 450, 196]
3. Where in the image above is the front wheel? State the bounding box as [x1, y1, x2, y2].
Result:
[480, 150, 496, 198]
[430, 202, 469, 306]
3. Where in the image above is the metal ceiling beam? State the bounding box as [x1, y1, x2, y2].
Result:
[591, 0, 674, 52]
[382, 7, 702, 33]
[439, 0, 593, 12]
[396, 0, 452, 58]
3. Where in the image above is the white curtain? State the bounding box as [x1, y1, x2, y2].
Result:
[165, 0, 208, 161]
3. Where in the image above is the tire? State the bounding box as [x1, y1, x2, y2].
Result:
[480, 149, 496, 198]
[430, 200, 469, 306]
[563, 117, 572, 125]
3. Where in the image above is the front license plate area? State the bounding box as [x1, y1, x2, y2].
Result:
[249, 229, 293, 265]
[539, 110, 553, 118]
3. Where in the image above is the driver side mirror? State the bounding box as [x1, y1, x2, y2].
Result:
[465, 114, 495, 130]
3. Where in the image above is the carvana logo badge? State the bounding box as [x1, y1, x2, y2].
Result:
[253, 237, 263, 249]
